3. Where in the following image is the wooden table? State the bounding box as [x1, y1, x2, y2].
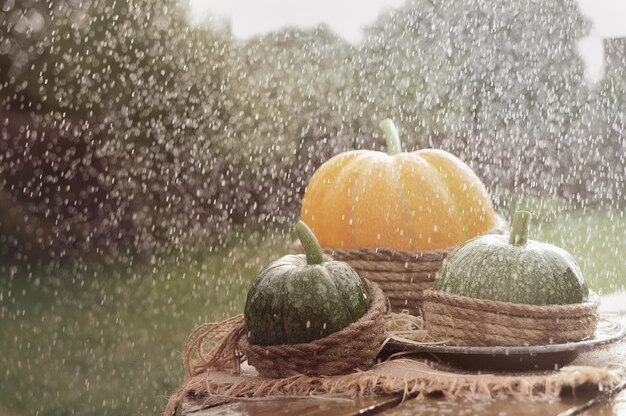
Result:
[183, 293, 626, 416]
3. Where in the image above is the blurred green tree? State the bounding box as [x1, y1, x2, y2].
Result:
[359, 0, 592, 205]
[1, 0, 234, 255]
[0, 0, 621, 258]
[225, 26, 363, 222]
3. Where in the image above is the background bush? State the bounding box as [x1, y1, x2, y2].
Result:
[0, 0, 623, 257]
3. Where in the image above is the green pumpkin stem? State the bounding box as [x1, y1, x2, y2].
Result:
[380, 119, 402, 155]
[295, 220, 324, 265]
[509, 210, 531, 246]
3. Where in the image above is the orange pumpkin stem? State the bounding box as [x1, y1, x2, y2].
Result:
[509, 210, 531, 246]
[380, 119, 402, 155]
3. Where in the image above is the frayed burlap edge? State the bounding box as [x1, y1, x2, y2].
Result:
[423, 289, 600, 346]
[307, 215, 508, 313]
[171, 359, 620, 414]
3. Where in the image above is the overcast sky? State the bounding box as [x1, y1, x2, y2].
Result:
[189, 0, 626, 83]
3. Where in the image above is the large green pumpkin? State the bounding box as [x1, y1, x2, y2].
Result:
[244, 221, 372, 346]
[434, 210, 589, 305]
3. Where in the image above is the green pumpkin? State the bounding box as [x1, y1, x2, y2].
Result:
[434, 210, 589, 305]
[244, 221, 372, 346]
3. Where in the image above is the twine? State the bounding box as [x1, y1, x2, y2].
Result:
[422, 289, 599, 346]
[242, 281, 387, 378]
[164, 280, 387, 415]
[311, 215, 508, 313]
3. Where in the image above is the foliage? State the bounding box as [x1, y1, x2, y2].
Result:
[1, 0, 234, 253]
[0, 0, 623, 255]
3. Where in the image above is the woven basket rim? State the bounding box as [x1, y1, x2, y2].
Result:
[323, 246, 451, 262]
[423, 289, 599, 318]
[243, 279, 387, 351]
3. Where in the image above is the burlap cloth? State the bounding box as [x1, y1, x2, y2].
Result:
[165, 315, 625, 416]
[167, 354, 622, 416]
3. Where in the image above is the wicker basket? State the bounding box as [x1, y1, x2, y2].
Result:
[241, 280, 387, 378]
[320, 247, 445, 313]
[312, 215, 508, 314]
[422, 289, 599, 346]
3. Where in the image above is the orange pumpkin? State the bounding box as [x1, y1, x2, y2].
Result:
[300, 120, 496, 251]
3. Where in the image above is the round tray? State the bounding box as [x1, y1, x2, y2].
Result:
[383, 319, 625, 371]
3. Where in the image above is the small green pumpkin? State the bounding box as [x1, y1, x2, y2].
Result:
[434, 210, 589, 305]
[244, 220, 372, 346]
